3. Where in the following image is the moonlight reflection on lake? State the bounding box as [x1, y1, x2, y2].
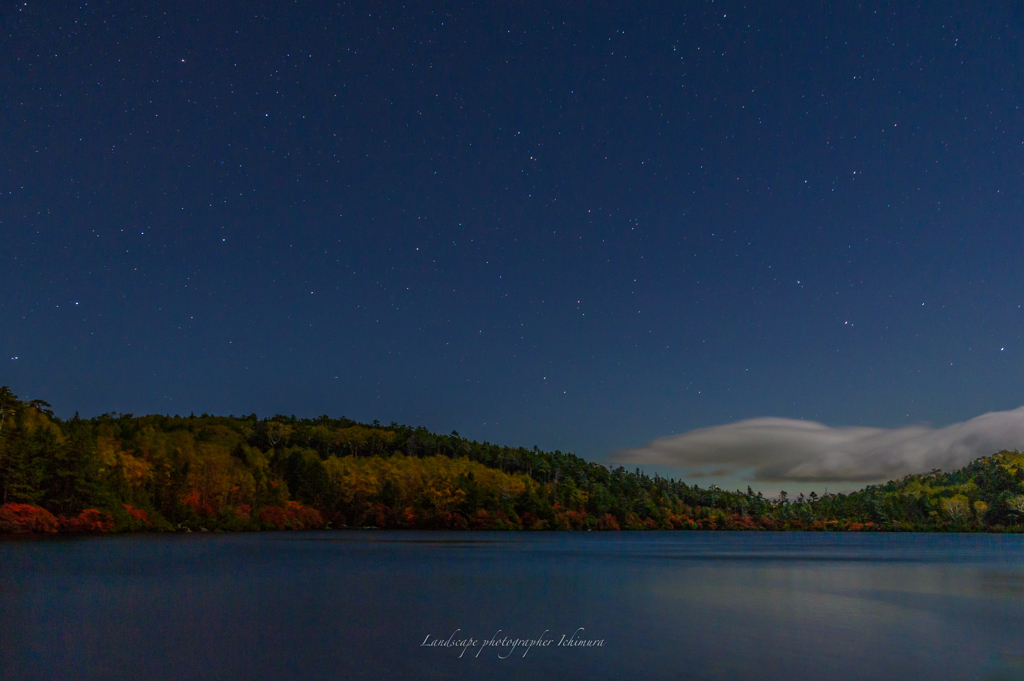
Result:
[2, 532, 1023, 680]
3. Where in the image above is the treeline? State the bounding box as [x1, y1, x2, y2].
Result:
[1, 387, 1023, 534]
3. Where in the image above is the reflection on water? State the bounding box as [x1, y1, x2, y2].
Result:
[2, 532, 1023, 680]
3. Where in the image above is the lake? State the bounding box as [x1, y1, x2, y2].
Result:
[2, 531, 1024, 680]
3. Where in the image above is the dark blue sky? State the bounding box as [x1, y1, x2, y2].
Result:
[3, 1, 1022, 468]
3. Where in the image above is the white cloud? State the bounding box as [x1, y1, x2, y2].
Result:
[616, 408, 1024, 483]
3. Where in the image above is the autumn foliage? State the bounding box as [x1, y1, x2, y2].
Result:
[0, 503, 59, 534]
[0, 504, 119, 534]
[181, 490, 217, 518]
[59, 509, 116, 533]
[257, 502, 325, 530]
[3, 385, 1024, 535]
[123, 504, 151, 528]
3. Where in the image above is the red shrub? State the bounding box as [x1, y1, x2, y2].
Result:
[289, 502, 325, 529]
[430, 511, 469, 530]
[371, 503, 394, 529]
[472, 509, 492, 530]
[550, 513, 571, 531]
[60, 509, 115, 533]
[257, 501, 325, 530]
[490, 510, 517, 529]
[564, 510, 588, 530]
[696, 517, 717, 531]
[730, 514, 760, 531]
[844, 521, 877, 532]
[122, 504, 151, 527]
[0, 503, 60, 534]
[181, 490, 217, 518]
[258, 505, 288, 530]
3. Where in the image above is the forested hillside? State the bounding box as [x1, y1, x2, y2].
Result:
[2, 387, 1023, 534]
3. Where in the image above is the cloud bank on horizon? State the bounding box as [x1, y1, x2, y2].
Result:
[616, 407, 1024, 483]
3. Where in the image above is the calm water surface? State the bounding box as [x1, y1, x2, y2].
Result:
[2, 532, 1024, 680]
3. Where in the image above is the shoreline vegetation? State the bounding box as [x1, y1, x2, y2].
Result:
[2, 387, 1023, 536]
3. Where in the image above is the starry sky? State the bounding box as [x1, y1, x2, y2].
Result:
[3, 1, 1023, 489]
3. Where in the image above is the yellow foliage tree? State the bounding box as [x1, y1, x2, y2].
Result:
[943, 495, 970, 523]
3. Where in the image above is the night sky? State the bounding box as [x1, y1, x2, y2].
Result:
[4, 2, 1023, 490]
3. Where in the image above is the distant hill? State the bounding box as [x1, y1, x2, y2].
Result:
[1, 386, 1021, 534]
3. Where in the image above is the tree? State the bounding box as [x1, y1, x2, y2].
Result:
[943, 495, 971, 525]
[0, 390, 53, 505]
[43, 415, 104, 515]
[0, 386, 17, 437]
